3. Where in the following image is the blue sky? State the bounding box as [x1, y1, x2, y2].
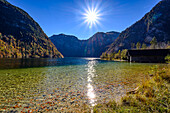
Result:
[8, 0, 161, 39]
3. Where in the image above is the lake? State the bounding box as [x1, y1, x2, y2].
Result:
[0, 58, 162, 112]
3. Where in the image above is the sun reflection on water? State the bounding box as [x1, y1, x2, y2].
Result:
[86, 59, 97, 107]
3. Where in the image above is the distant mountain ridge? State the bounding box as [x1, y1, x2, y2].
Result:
[50, 31, 120, 57]
[0, 0, 63, 58]
[105, 0, 170, 53]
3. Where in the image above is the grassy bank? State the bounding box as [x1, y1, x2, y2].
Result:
[93, 65, 170, 113]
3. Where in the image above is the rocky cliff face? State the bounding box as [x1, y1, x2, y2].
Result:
[0, 0, 63, 58]
[50, 31, 120, 57]
[106, 0, 170, 53]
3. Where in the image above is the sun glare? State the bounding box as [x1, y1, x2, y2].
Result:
[84, 9, 100, 28]
[82, 2, 102, 29]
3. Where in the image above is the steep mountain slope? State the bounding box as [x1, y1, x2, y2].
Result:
[106, 0, 170, 53]
[0, 0, 63, 58]
[50, 31, 120, 57]
[84, 31, 120, 57]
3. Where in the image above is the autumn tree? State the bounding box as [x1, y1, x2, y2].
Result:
[142, 43, 147, 49]
[136, 42, 141, 49]
[110, 52, 115, 59]
[121, 49, 128, 60]
[115, 50, 121, 60]
[0, 33, 2, 39]
[131, 43, 135, 49]
[150, 37, 157, 49]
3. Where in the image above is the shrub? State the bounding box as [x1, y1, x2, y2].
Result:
[165, 54, 170, 63]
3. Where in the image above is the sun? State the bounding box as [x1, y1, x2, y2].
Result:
[77, 0, 111, 29]
[83, 4, 101, 29]
[84, 9, 100, 27]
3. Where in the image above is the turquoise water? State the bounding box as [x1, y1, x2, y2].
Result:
[0, 58, 159, 112]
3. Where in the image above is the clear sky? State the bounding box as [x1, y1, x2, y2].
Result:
[8, 0, 161, 39]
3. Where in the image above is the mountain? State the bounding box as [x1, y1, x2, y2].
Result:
[84, 31, 120, 57]
[0, 0, 63, 58]
[106, 0, 170, 53]
[50, 31, 120, 57]
[50, 34, 85, 57]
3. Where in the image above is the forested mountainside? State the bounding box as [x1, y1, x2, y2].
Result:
[0, 0, 63, 58]
[105, 0, 170, 54]
[50, 31, 120, 57]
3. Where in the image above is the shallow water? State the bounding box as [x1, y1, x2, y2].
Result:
[0, 58, 162, 112]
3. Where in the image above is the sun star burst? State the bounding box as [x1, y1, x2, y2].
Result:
[83, 5, 101, 29]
